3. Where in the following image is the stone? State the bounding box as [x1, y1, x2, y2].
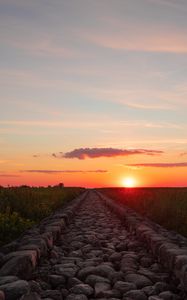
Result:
[125, 273, 152, 288]
[116, 242, 127, 251]
[94, 282, 111, 297]
[141, 257, 153, 268]
[18, 245, 41, 259]
[154, 282, 170, 294]
[68, 277, 82, 288]
[66, 294, 88, 300]
[123, 289, 147, 300]
[40, 290, 62, 300]
[53, 265, 78, 278]
[50, 250, 59, 260]
[110, 252, 122, 262]
[0, 276, 19, 285]
[0, 280, 29, 300]
[0, 291, 4, 300]
[98, 289, 121, 298]
[142, 286, 156, 296]
[20, 292, 41, 300]
[149, 297, 163, 300]
[159, 291, 180, 300]
[78, 266, 96, 279]
[48, 275, 66, 288]
[70, 284, 93, 296]
[85, 275, 110, 287]
[41, 232, 53, 249]
[61, 288, 68, 297]
[29, 281, 42, 294]
[0, 251, 37, 279]
[114, 281, 136, 293]
[94, 264, 115, 279]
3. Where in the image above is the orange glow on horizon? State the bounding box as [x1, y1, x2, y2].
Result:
[121, 177, 137, 188]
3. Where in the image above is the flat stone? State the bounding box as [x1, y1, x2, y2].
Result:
[94, 264, 115, 279]
[159, 291, 180, 300]
[123, 289, 147, 300]
[53, 265, 78, 278]
[149, 297, 163, 300]
[70, 284, 93, 296]
[98, 289, 121, 298]
[125, 273, 152, 288]
[0, 276, 19, 285]
[0, 280, 29, 300]
[85, 274, 110, 287]
[114, 281, 136, 293]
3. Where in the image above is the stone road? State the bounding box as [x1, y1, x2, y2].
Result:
[25, 191, 184, 300]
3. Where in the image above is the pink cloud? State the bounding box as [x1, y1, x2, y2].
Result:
[22, 169, 108, 174]
[80, 28, 187, 54]
[126, 162, 187, 168]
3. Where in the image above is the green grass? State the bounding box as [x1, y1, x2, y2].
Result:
[99, 187, 187, 237]
[0, 186, 84, 245]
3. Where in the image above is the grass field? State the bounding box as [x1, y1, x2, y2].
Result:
[99, 187, 187, 237]
[0, 186, 84, 245]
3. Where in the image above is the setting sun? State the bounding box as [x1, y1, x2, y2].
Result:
[122, 177, 136, 188]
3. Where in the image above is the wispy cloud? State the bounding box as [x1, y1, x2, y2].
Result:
[0, 174, 20, 177]
[80, 26, 187, 54]
[148, 0, 187, 10]
[53, 148, 164, 160]
[180, 152, 187, 157]
[21, 169, 108, 174]
[126, 162, 187, 168]
[0, 160, 8, 164]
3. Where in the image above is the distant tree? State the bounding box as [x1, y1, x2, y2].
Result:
[56, 183, 64, 188]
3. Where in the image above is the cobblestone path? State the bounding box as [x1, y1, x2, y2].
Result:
[29, 191, 183, 300]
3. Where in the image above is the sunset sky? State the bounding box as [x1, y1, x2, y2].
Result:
[1, 0, 187, 187]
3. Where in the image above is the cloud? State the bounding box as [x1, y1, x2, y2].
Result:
[0, 160, 8, 164]
[53, 148, 163, 160]
[0, 174, 20, 177]
[148, 0, 187, 10]
[180, 152, 187, 157]
[79, 25, 187, 54]
[126, 162, 187, 168]
[21, 169, 108, 174]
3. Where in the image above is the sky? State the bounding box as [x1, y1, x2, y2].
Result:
[1, 0, 187, 187]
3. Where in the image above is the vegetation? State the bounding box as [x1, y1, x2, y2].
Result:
[99, 187, 187, 237]
[0, 186, 84, 245]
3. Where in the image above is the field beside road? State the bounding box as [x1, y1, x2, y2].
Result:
[0, 186, 84, 245]
[99, 187, 187, 237]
